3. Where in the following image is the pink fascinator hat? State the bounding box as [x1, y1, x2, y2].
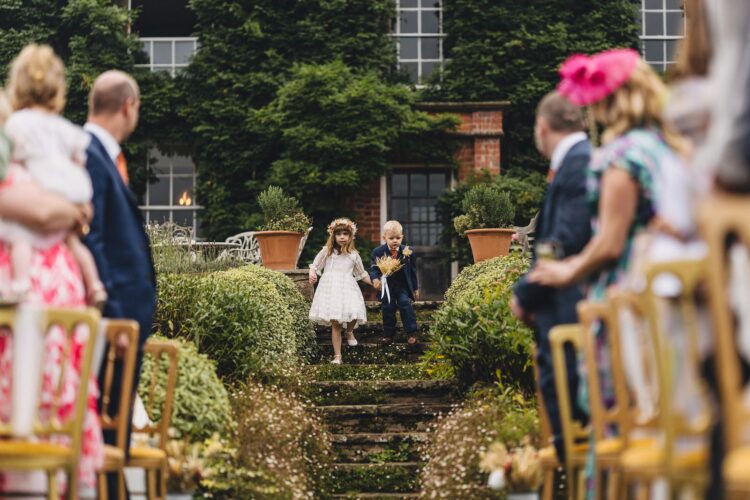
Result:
[557, 48, 640, 106]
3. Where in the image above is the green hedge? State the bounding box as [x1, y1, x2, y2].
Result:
[424, 254, 534, 389]
[138, 336, 232, 443]
[154, 265, 316, 382]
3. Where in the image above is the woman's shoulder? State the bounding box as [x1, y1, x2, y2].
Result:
[592, 128, 666, 171]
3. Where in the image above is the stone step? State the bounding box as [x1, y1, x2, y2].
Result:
[310, 379, 459, 406]
[318, 403, 452, 434]
[365, 300, 442, 311]
[325, 462, 423, 495]
[313, 343, 430, 365]
[330, 494, 420, 499]
[307, 364, 433, 382]
[315, 321, 432, 339]
[331, 432, 429, 464]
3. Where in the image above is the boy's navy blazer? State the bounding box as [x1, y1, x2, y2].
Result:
[369, 244, 419, 300]
[83, 133, 156, 334]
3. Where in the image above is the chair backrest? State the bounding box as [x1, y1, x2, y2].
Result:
[577, 300, 633, 442]
[698, 194, 750, 452]
[0, 307, 100, 461]
[549, 324, 590, 466]
[99, 320, 139, 451]
[643, 259, 712, 469]
[225, 231, 261, 264]
[295, 226, 313, 268]
[137, 340, 179, 451]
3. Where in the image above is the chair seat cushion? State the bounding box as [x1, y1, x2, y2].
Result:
[101, 445, 125, 470]
[539, 446, 559, 466]
[596, 437, 655, 456]
[724, 446, 750, 490]
[0, 440, 71, 457]
[128, 445, 167, 467]
[620, 443, 706, 472]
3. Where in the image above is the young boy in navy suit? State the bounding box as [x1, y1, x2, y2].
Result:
[370, 220, 419, 344]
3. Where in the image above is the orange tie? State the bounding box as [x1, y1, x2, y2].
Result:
[390, 248, 398, 258]
[546, 169, 555, 183]
[116, 152, 129, 185]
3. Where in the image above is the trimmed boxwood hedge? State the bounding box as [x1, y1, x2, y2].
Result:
[154, 264, 316, 382]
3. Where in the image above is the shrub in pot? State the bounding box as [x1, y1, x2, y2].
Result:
[454, 183, 516, 262]
[255, 186, 312, 270]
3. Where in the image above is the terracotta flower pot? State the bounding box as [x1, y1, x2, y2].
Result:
[465, 228, 516, 263]
[255, 230, 304, 270]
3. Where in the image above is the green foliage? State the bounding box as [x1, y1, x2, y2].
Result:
[455, 183, 515, 234]
[138, 336, 232, 443]
[198, 381, 332, 499]
[421, 388, 539, 499]
[424, 254, 534, 389]
[256, 185, 311, 233]
[154, 265, 316, 382]
[423, 0, 639, 175]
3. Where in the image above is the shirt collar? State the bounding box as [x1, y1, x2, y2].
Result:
[84, 122, 121, 164]
[550, 131, 587, 172]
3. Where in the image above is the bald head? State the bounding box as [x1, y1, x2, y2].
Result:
[88, 70, 140, 117]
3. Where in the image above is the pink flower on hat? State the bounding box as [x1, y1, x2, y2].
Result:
[557, 48, 640, 106]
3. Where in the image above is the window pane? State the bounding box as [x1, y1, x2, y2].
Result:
[421, 10, 439, 33]
[399, 37, 418, 59]
[644, 40, 664, 62]
[141, 41, 151, 59]
[175, 41, 195, 65]
[429, 173, 446, 196]
[149, 210, 171, 224]
[392, 173, 408, 196]
[153, 41, 172, 65]
[401, 62, 418, 83]
[399, 11, 418, 34]
[410, 174, 427, 196]
[648, 61, 666, 73]
[644, 12, 663, 36]
[421, 61, 438, 81]
[173, 210, 194, 228]
[666, 40, 679, 62]
[421, 37, 440, 59]
[392, 199, 409, 221]
[644, 0, 662, 8]
[149, 177, 170, 205]
[400, 0, 419, 7]
[410, 198, 430, 222]
[665, 0, 681, 8]
[421, 0, 440, 7]
[153, 66, 173, 74]
[431, 223, 444, 245]
[666, 11, 683, 36]
[173, 177, 194, 206]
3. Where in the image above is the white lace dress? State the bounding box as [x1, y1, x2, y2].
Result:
[309, 248, 368, 328]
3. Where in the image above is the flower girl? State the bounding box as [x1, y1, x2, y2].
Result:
[309, 218, 373, 364]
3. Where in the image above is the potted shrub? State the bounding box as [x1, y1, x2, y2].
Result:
[454, 183, 516, 262]
[254, 186, 311, 270]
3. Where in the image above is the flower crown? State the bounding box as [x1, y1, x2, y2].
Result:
[327, 218, 357, 236]
[557, 48, 640, 106]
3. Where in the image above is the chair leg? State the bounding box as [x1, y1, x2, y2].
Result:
[97, 472, 108, 500]
[146, 468, 157, 500]
[576, 467, 586, 500]
[67, 472, 79, 500]
[117, 470, 127, 499]
[160, 462, 168, 499]
[542, 467, 555, 500]
[607, 469, 620, 500]
[47, 471, 57, 500]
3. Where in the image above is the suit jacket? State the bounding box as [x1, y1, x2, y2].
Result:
[83, 134, 156, 341]
[369, 244, 418, 300]
[513, 139, 592, 323]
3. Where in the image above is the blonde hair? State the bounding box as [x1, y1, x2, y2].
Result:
[0, 90, 11, 125]
[592, 59, 686, 154]
[325, 223, 357, 256]
[7, 44, 66, 113]
[383, 220, 403, 236]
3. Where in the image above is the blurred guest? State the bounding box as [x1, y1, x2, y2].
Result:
[511, 91, 591, 462]
[83, 70, 156, 498]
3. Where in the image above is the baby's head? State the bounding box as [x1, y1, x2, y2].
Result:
[0, 90, 11, 126]
[383, 220, 404, 250]
[7, 44, 66, 113]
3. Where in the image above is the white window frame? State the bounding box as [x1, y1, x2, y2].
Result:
[136, 37, 199, 77]
[391, 0, 445, 84]
[640, 0, 685, 72]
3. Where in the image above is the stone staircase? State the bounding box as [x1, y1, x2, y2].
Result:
[307, 301, 460, 499]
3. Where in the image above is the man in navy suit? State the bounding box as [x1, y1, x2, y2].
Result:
[511, 91, 591, 462]
[370, 220, 419, 344]
[83, 70, 156, 495]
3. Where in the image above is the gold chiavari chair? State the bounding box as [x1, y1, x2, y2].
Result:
[549, 324, 589, 500]
[0, 307, 100, 499]
[698, 195, 750, 497]
[617, 260, 711, 498]
[128, 339, 179, 500]
[97, 320, 139, 500]
[533, 344, 560, 500]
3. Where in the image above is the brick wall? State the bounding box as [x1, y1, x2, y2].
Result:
[345, 178, 382, 244]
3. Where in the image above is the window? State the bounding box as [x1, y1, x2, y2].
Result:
[391, 0, 444, 84]
[138, 38, 198, 76]
[140, 150, 202, 236]
[389, 170, 449, 246]
[640, 0, 685, 72]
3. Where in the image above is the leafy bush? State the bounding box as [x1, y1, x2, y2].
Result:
[138, 336, 232, 443]
[421, 388, 539, 499]
[155, 265, 316, 382]
[257, 186, 311, 233]
[198, 382, 332, 499]
[423, 254, 534, 389]
[454, 183, 515, 234]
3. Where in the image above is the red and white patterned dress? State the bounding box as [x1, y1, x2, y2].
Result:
[0, 170, 104, 493]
